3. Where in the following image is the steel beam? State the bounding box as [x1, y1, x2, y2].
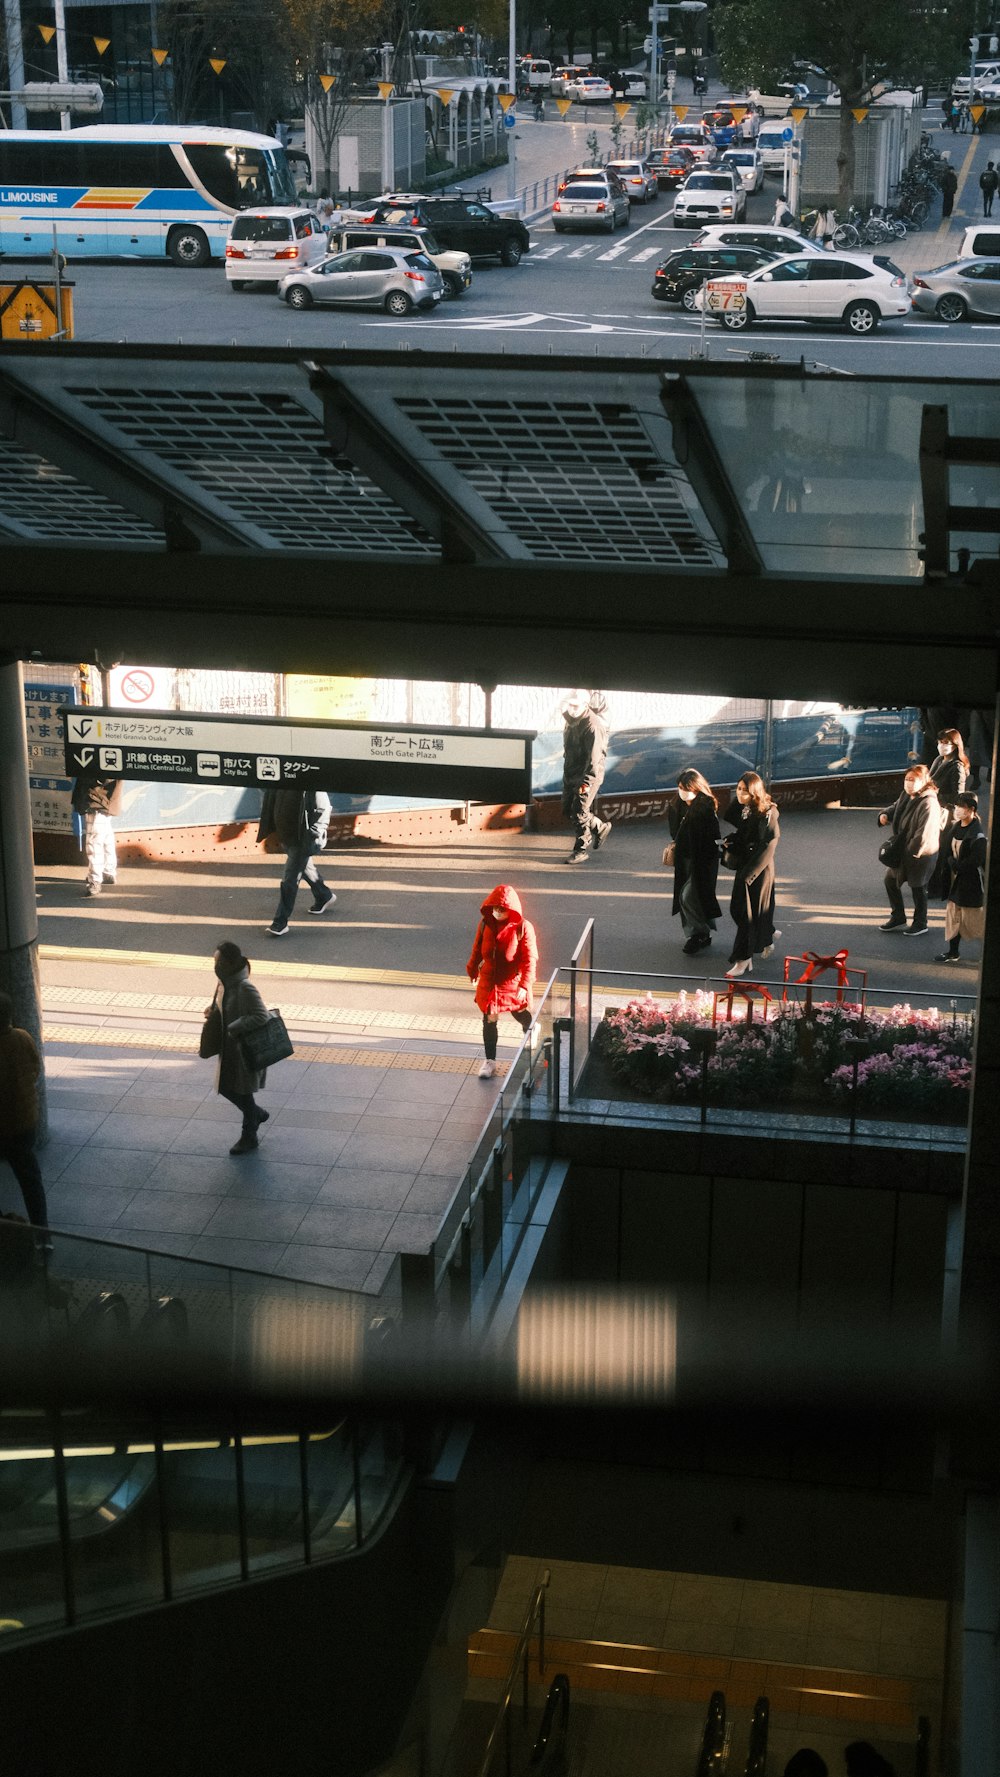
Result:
[3, 546, 997, 705]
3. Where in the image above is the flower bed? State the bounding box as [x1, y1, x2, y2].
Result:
[593, 994, 973, 1121]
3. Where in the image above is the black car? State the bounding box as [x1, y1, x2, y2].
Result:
[365, 196, 530, 265]
[651, 244, 774, 309]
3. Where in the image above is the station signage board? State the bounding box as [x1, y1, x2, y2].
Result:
[61, 708, 534, 804]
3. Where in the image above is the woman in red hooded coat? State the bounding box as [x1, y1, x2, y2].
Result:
[467, 885, 538, 1079]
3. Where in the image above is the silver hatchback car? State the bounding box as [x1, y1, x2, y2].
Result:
[279, 246, 444, 315]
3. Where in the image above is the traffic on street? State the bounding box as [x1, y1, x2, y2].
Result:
[5, 105, 998, 373]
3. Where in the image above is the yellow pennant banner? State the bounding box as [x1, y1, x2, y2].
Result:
[319, 73, 335, 93]
[673, 104, 688, 121]
[614, 102, 630, 120]
[497, 91, 516, 112]
[851, 107, 868, 124]
[209, 58, 226, 75]
[377, 81, 394, 100]
[152, 47, 169, 65]
[38, 23, 55, 42]
[729, 106, 746, 123]
[436, 88, 454, 106]
[790, 106, 807, 124]
[93, 36, 110, 54]
[971, 104, 986, 122]
[555, 97, 572, 116]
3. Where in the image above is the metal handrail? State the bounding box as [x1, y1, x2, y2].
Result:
[476, 1570, 550, 1777]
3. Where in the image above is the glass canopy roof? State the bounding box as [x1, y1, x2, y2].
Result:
[1, 347, 997, 581]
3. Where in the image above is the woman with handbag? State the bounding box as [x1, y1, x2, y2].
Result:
[877, 765, 942, 936]
[202, 941, 272, 1154]
[721, 772, 781, 978]
[936, 794, 987, 962]
[663, 769, 722, 956]
[928, 726, 969, 897]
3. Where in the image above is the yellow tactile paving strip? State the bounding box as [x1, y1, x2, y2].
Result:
[44, 983, 484, 1039]
[43, 1022, 505, 1077]
[468, 1632, 915, 1726]
[42, 944, 468, 992]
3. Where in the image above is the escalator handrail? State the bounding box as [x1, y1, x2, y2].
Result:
[529, 1673, 570, 1769]
[695, 1689, 726, 1777]
[477, 1571, 550, 1777]
[744, 1694, 769, 1777]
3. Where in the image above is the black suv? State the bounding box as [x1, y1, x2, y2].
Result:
[366, 196, 530, 265]
[652, 244, 773, 309]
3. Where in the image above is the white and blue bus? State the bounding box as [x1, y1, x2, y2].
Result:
[0, 124, 299, 266]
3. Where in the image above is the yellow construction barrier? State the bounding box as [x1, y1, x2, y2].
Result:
[0, 280, 74, 342]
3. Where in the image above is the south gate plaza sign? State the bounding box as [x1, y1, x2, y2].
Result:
[61, 708, 534, 804]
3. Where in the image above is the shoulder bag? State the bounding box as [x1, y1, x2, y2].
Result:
[878, 833, 904, 869]
[236, 1010, 294, 1072]
[199, 1004, 222, 1059]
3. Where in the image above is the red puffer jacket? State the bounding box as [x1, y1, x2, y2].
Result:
[467, 885, 538, 1017]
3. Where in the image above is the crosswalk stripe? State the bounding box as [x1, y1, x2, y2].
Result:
[631, 247, 660, 262]
[568, 243, 600, 258]
[596, 243, 634, 260]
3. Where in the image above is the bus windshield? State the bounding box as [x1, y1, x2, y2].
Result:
[184, 144, 296, 209]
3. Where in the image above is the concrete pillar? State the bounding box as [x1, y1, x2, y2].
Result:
[0, 659, 46, 1142]
[961, 1495, 999, 1777]
[3, 0, 27, 129]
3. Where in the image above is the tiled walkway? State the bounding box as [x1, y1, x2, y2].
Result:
[15, 998, 512, 1292]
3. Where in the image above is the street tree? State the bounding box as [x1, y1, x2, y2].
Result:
[284, 0, 394, 194]
[715, 0, 974, 208]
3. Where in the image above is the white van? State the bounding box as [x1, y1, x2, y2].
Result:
[756, 123, 794, 171]
[225, 208, 328, 288]
[523, 59, 552, 91]
[959, 224, 1000, 258]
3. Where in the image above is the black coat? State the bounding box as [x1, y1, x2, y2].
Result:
[723, 799, 779, 946]
[562, 709, 609, 797]
[71, 773, 122, 817]
[258, 789, 331, 850]
[943, 818, 987, 907]
[881, 785, 943, 888]
[670, 794, 722, 921]
[929, 752, 966, 817]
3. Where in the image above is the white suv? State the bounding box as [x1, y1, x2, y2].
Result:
[225, 208, 328, 289]
[673, 169, 746, 227]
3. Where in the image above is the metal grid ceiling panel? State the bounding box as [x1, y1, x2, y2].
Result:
[395, 395, 722, 567]
[0, 439, 159, 542]
[65, 386, 437, 554]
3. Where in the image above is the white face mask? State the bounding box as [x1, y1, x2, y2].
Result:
[493, 908, 506, 922]
[678, 788, 695, 803]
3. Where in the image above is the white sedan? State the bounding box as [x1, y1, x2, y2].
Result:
[721, 147, 764, 193]
[694, 252, 910, 335]
[567, 75, 614, 103]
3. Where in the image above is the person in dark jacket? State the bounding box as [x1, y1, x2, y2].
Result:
[562, 690, 612, 863]
[467, 885, 538, 1079]
[203, 942, 272, 1153]
[936, 793, 987, 961]
[70, 770, 122, 898]
[928, 726, 968, 896]
[258, 787, 334, 935]
[940, 160, 958, 217]
[664, 769, 722, 955]
[722, 772, 780, 976]
[878, 764, 942, 935]
[0, 993, 48, 1231]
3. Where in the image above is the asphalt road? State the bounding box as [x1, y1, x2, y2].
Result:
[8, 181, 999, 372]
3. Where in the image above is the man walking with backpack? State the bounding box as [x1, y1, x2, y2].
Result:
[980, 160, 998, 216]
[258, 786, 335, 935]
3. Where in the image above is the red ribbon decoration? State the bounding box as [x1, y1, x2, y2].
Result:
[797, 949, 850, 989]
